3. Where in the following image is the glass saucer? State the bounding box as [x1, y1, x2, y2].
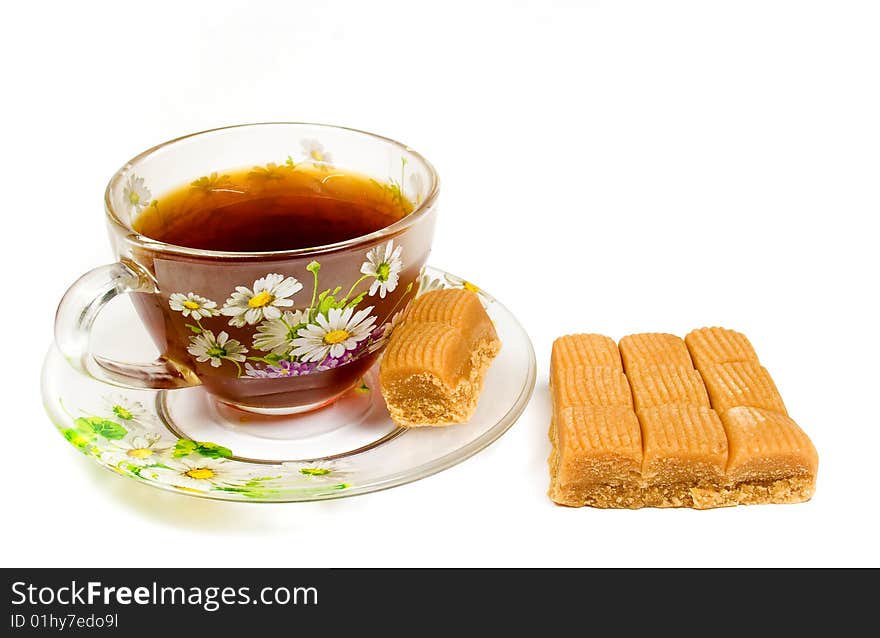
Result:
[41, 266, 536, 502]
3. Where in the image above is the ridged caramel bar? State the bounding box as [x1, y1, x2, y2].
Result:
[619, 333, 694, 372]
[552, 366, 633, 410]
[551, 334, 623, 370]
[379, 289, 500, 427]
[639, 405, 728, 483]
[699, 361, 788, 415]
[548, 328, 818, 509]
[549, 407, 643, 508]
[685, 327, 759, 370]
[627, 366, 710, 412]
[721, 407, 817, 492]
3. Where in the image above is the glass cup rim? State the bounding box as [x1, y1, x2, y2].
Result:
[104, 122, 440, 260]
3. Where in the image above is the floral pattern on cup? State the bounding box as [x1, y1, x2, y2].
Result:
[123, 175, 153, 214]
[167, 239, 413, 378]
[56, 396, 353, 498]
[300, 138, 333, 167]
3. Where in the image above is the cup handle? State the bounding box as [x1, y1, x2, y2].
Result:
[54, 260, 199, 390]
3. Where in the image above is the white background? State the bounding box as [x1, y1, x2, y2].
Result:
[2, 0, 878, 568]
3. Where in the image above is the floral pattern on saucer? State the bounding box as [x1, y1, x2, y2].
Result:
[55, 396, 353, 499]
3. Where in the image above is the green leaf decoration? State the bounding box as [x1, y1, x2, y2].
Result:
[316, 286, 360, 315]
[289, 322, 308, 337]
[237, 475, 283, 498]
[215, 485, 279, 499]
[75, 416, 127, 440]
[316, 289, 337, 315]
[345, 291, 367, 309]
[173, 439, 233, 459]
[62, 427, 95, 450]
[246, 354, 283, 365]
[245, 475, 282, 485]
[185, 323, 203, 334]
[172, 439, 198, 458]
[317, 298, 335, 314]
[124, 463, 141, 475]
[72, 418, 98, 437]
[300, 467, 331, 476]
[195, 441, 233, 459]
[371, 178, 404, 206]
[313, 483, 351, 491]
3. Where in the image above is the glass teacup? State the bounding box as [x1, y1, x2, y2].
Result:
[55, 123, 439, 414]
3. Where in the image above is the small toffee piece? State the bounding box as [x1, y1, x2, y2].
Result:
[379, 289, 501, 427]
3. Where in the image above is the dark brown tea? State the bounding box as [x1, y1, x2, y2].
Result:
[133, 163, 414, 251]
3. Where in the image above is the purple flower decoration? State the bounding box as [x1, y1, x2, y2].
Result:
[266, 360, 315, 377]
[316, 350, 357, 371]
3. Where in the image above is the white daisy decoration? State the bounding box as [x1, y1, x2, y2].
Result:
[244, 362, 270, 378]
[102, 432, 174, 468]
[147, 456, 255, 492]
[252, 309, 307, 355]
[123, 174, 151, 214]
[281, 459, 351, 481]
[190, 172, 237, 194]
[187, 330, 248, 368]
[360, 240, 403, 299]
[103, 395, 152, 428]
[418, 271, 445, 294]
[301, 139, 333, 165]
[441, 272, 480, 293]
[290, 306, 378, 362]
[221, 273, 303, 327]
[168, 292, 220, 321]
